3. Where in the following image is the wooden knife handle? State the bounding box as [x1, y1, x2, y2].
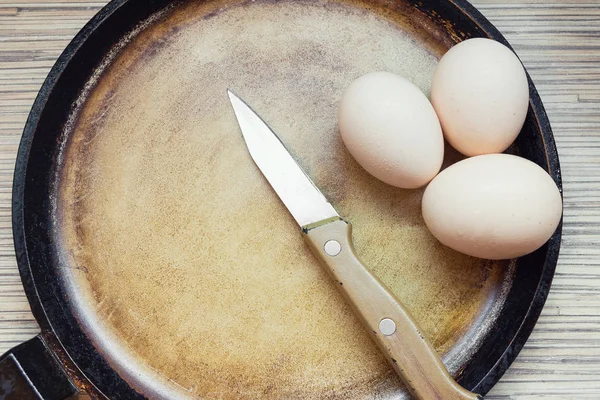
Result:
[303, 218, 482, 400]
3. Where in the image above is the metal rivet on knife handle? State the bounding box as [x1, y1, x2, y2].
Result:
[379, 318, 397, 336]
[324, 240, 342, 256]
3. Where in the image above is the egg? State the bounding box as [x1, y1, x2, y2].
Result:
[338, 71, 444, 189]
[431, 38, 529, 156]
[422, 154, 562, 260]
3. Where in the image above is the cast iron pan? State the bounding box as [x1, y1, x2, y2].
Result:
[1, 0, 561, 398]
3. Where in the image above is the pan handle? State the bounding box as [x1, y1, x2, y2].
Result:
[0, 334, 78, 400]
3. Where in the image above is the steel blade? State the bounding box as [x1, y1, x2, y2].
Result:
[227, 90, 339, 227]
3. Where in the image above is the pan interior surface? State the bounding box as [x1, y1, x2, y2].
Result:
[56, 0, 513, 398]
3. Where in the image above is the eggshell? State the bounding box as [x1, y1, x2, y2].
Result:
[338, 71, 444, 189]
[431, 38, 529, 156]
[422, 154, 562, 260]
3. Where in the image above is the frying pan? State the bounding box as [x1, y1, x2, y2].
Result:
[0, 0, 561, 399]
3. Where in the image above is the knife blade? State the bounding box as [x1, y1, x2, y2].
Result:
[227, 89, 481, 400]
[227, 90, 338, 227]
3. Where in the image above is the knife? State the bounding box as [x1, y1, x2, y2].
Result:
[227, 90, 482, 400]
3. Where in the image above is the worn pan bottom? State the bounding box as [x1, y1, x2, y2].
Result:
[55, 0, 514, 398]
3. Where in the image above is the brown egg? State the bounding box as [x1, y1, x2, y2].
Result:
[339, 71, 444, 189]
[431, 38, 529, 156]
[422, 154, 562, 260]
